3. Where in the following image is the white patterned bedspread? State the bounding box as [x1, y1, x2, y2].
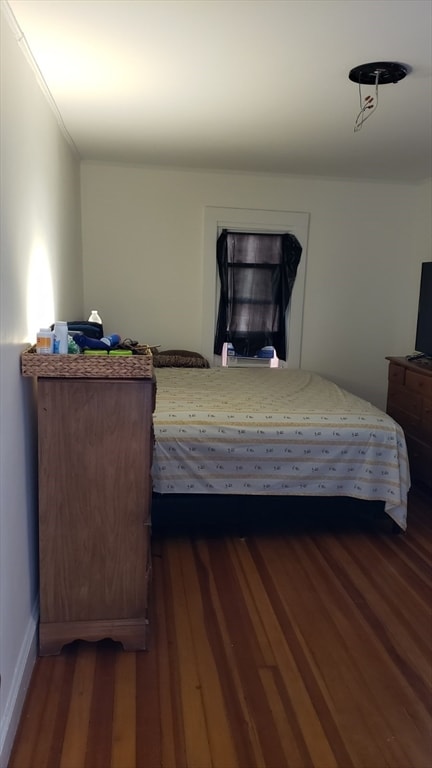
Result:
[152, 368, 410, 530]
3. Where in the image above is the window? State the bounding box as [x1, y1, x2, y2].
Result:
[213, 230, 302, 361]
[202, 207, 309, 368]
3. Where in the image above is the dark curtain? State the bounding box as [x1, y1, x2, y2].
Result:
[214, 230, 302, 360]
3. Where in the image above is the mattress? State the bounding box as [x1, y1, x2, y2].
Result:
[152, 367, 410, 530]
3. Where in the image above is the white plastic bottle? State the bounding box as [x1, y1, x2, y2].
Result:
[36, 328, 55, 354]
[54, 321, 68, 354]
[88, 310, 102, 324]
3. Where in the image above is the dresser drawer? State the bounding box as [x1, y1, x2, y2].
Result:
[406, 370, 432, 398]
[405, 435, 432, 488]
[388, 400, 432, 444]
[386, 357, 432, 491]
[388, 363, 405, 385]
[423, 402, 432, 440]
[387, 405, 421, 436]
[386, 383, 422, 418]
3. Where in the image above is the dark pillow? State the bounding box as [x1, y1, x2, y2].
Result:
[153, 349, 210, 368]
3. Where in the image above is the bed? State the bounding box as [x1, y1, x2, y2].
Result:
[152, 367, 410, 531]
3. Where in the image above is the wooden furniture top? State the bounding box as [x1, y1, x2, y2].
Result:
[386, 356, 432, 377]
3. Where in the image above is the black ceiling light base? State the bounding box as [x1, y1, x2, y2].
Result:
[348, 61, 410, 85]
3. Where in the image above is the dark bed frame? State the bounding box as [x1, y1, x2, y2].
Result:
[150, 492, 396, 537]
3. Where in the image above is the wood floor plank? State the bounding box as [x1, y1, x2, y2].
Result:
[59, 643, 97, 768]
[8, 489, 432, 768]
[135, 624, 163, 768]
[246, 535, 355, 768]
[314, 533, 431, 715]
[361, 536, 431, 632]
[179, 540, 240, 768]
[166, 539, 213, 768]
[340, 534, 431, 661]
[229, 536, 343, 767]
[273, 533, 431, 767]
[226, 537, 278, 666]
[41, 650, 77, 768]
[264, 534, 422, 768]
[258, 665, 314, 768]
[85, 643, 116, 768]
[111, 650, 136, 768]
[192, 539, 268, 768]
[152, 549, 187, 768]
[206, 537, 336, 768]
[7, 656, 55, 768]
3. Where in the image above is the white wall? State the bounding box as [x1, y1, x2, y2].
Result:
[81, 162, 430, 408]
[0, 14, 83, 766]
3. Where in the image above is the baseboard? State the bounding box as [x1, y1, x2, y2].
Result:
[0, 601, 38, 768]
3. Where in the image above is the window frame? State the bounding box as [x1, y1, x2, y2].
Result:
[202, 206, 309, 368]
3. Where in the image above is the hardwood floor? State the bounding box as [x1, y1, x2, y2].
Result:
[9, 491, 432, 768]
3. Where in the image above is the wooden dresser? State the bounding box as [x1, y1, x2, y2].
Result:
[386, 357, 432, 491]
[36, 375, 155, 655]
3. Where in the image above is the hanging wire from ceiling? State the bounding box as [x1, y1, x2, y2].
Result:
[353, 72, 380, 132]
[348, 62, 410, 133]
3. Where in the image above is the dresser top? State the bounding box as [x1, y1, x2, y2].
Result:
[386, 356, 432, 377]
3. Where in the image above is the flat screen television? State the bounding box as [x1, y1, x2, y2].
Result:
[415, 261, 432, 358]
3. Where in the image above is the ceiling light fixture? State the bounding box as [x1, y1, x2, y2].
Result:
[348, 61, 410, 132]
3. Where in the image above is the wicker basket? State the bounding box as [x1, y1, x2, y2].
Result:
[21, 346, 153, 379]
